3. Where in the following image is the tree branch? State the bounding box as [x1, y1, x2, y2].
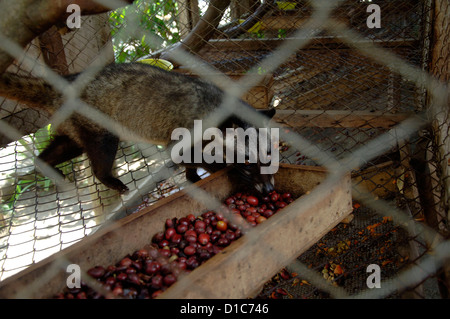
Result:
[0, 0, 135, 73]
[223, 0, 274, 38]
[160, 0, 231, 62]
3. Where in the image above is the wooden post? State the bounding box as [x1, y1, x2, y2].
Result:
[429, 0, 449, 223]
[427, 0, 450, 298]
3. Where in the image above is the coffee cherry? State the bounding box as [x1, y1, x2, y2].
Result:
[119, 257, 133, 268]
[152, 231, 164, 243]
[198, 233, 210, 245]
[194, 220, 206, 230]
[127, 273, 140, 285]
[126, 266, 137, 274]
[105, 276, 116, 287]
[270, 193, 280, 202]
[176, 260, 187, 271]
[198, 249, 212, 261]
[217, 237, 230, 246]
[87, 266, 105, 279]
[202, 211, 213, 219]
[263, 209, 274, 218]
[216, 220, 227, 231]
[151, 275, 163, 289]
[246, 196, 259, 206]
[186, 256, 199, 269]
[158, 240, 169, 248]
[116, 273, 127, 281]
[256, 216, 267, 224]
[225, 230, 236, 241]
[145, 261, 161, 275]
[246, 215, 256, 223]
[185, 234, 197, 243]
[163, 274, 177, 287]
[282, 192, 292, 200]
[158, 248, 171, 258]
[165, 227, 176, 240]
[276, 201, 287, 209]
[176, 223, 188, 234]
[171, 233, 182, 244]
[185, 229, 197, 238]
[184, 245, 196, 256]
[225, 197, 235, 205]
[134, 249, 149, 260]
[165, 218, 175, 229]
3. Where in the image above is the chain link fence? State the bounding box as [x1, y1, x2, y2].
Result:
[0, 0, 448, 299]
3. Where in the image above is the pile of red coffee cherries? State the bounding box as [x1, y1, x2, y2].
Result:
[55, 190, 294, 299]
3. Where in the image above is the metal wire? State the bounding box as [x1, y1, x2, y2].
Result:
[0, 0, 448, 298]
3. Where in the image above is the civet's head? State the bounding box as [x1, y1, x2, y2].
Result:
[225, 108, 278, 194]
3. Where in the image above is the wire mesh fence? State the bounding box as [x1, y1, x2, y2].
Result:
[0, 0, 448, 299]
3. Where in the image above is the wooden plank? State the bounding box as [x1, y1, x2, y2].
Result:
[260, 16, 309, 31]
[204, 37, 419, 52]
[259, 16, 349, 32]
[274, 109, 412, 129]
[0, 164, 352, 298]
[280, 67, 389, 111]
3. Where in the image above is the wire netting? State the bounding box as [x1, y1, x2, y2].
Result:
[0, 0, 448, 299]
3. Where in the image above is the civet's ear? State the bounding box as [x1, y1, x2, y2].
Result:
[241, 108, 275, 129]
[258, 108, 276, 120]
[257, 108, 276, 127]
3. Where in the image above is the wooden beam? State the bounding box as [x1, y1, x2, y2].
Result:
[260, 16, 309, 31]
[204, 37, 419, 52]
[274, 109, 412, 129]
[282, 68, 389, 111]
[259, 16, 350, 32]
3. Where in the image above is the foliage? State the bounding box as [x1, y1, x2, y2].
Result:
[1, 177, 53, 215]
[110, 0, 181, 63]
[1, 125, 55, 214]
